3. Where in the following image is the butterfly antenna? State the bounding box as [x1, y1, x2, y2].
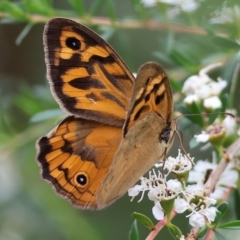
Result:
[174, 128, 194, 166]
[175, 111, 235, 121]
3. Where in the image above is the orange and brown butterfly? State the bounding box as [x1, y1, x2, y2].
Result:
[36, 17, 175, 210]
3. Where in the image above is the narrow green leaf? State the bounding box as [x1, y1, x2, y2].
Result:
[16, 23, 34, 45]
[234, 189, 240, 220]
[207, 108, 222, 125]
[88, 0, 105, 16]
[154, 51, 175, 65]
[211, 36, 240, 50]
[210, 209, 222, 227]
[189, 137, 200, 149]
[132, 212, 155, 230]
[197, 226, 208, 238]
[129, 220, 139, 240]
[217, 202, 228, 219]
[217, 220, 240, 230]
[170, 49, 195, 72]
[67, 0, 85, 16]
[168, 223, 182, 240]
[30, 109, 64, 123]
[98, 26, 115, 41]
[131, 0, 148, 20]
[1, 2, 28, 21]
[186, 101, 204, 127]
[23, 0, 54, 16]
[214, 230, 227, 240]
[106, 0, 116, 22]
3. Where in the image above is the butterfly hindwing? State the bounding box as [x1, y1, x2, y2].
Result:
[36, 116, 122, 209]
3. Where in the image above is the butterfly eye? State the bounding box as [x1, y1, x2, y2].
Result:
[75, 172, 89, 187]
[66, 37, 81, 50]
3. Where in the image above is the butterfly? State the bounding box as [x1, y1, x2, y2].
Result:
[36, 18, 175, 210]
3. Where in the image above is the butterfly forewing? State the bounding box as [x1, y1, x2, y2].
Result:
[44, 18, 134, 127]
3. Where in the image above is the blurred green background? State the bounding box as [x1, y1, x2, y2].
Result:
[1, 0, 240, 239]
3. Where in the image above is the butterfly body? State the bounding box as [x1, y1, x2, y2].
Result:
[36, 18, 174, 209]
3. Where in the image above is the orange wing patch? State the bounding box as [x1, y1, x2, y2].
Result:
[44, 18, 134, 126]
[37, 116, 122, 209]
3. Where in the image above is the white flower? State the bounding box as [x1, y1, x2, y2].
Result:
[152, 202, 165, 220]
[128, 166, 183, 220]
[195, 132, 209, 143]
[188, 160, 238, 200]
[189, 212, 206, 227]
[174, 183, 218, 227]
[183, 94, 199, 104]
[203, 96, 222, 110]
[222, 114, 236, 136]
[163, 149, 193, 173]
[189, 206, 218, 227]
[188, 160, 213, 183]
[182, 75, 209, 95]
[216, 162, 238, 188]
[210, 5, 240, 24]
[128, 184, 144, 197]
[204, 206, 218, 222]
[141, 0, 198, 12]
[195, 84, 212, 99]
[183, 63, 227, 107]
[208, 77, 227, 95]
[209, 186, 226, 199]
[174, 198, 189, 213]
[141, 0, 157, 7]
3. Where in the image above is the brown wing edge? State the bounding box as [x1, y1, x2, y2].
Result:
[35, 116, 96, 209]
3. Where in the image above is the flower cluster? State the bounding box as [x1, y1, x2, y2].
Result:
[188, 160, 238, 200]
[182, 63, 227, 110]
[128, 149, 238, 227]
[141, 0, 199, 13]
[194, 112, 237, 150]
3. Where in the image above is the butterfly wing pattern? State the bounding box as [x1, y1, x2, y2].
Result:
[36, 18, 174, 209]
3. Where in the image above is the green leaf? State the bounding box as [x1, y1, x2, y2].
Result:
[16, 22, 34, 45]
[217, 202, 228, 219]
[217, 220, 240, 230]
[132, 212, 155, 230]
[185, 101, 204, 127]
[23, 0, 54, 16]
[0, 1, 29, 21]
[189, 137, 200, 149]
[129, 220, 139, 240]
[214, 230, 228, 240]
[154, 51, 175, 65]
[211, 36, 240, 50]
[170, 49, 196, 72]
[106, 0, 116, 21]
[197, 226, 208, 238]
[131, 0, 148, 20]
[67, 0, 85, 15]
[30, 109, 64, 123]
[210, 209, 222, 228]
[88, 0, 105, 16]
[234, 189, 240, 220]
[207, 108, 221, 125]
[167, 223, 182, 240]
